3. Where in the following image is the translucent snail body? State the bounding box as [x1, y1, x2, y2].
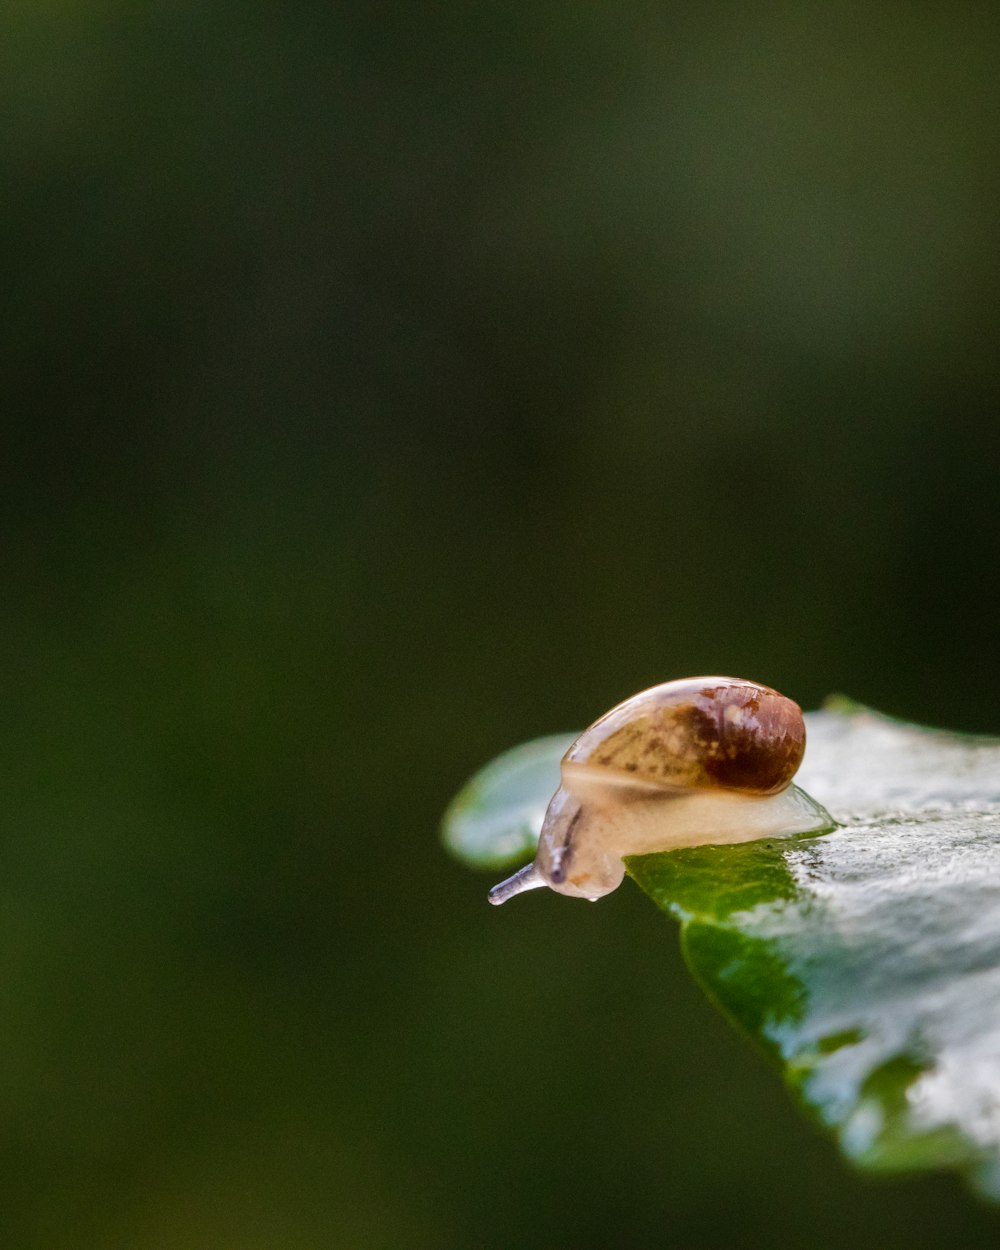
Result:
[488, 677, 832, 904]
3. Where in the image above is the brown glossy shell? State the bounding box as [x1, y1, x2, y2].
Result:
[564, 677, 805, 796]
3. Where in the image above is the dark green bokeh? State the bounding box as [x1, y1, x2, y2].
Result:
[5, 3, 1000, 1245]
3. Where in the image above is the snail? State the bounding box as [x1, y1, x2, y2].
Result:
[489, 676, 832, 904]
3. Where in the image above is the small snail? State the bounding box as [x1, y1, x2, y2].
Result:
[489, 676, 831, 904]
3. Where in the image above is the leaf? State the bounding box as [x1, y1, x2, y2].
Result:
[442, 734, 575, 869]
[629, 702, 1000, 1199]
[442, 701, 1000, 1198]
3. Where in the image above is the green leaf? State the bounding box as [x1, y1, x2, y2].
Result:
[627, 701, 1000, 1198]
[441, 734, 576, 869]
[443, 701, 1000, 1198]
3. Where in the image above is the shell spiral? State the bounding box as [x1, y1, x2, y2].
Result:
[565, 676, 805, 796]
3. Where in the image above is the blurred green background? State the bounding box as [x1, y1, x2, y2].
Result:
[5, 2, 1000, 1246]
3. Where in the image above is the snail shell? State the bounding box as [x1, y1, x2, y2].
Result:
[489, 677, 831, 904]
